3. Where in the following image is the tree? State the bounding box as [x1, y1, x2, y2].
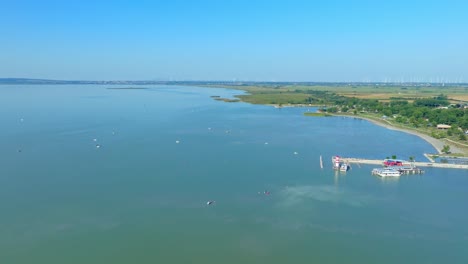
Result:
[326, 107, 338, 113]
[413, 110, 423, 119]
[395, 116, 406, 123]
[459, 133, 467, 141]
[391, 155, 397, 159]
[442, 145, 451, 154]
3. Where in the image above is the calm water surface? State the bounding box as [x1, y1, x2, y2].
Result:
[0, 85, 467, 263]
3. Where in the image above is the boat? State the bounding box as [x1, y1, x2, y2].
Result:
[372, 168, 402, 177]
[340, 163, 349, 172]
[332, 156, 349, 171]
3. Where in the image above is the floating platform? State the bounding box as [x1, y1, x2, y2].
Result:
[396, 166, 425, 174]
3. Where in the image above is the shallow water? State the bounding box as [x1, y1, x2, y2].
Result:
[0, 85, 467, 263]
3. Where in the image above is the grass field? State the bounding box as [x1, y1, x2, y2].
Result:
[205, 84, 468, 105]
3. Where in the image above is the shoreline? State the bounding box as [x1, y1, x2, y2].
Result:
[332, 114, 465, 155]
[264, 103, 456, 154]
[205, 88, 467, 156]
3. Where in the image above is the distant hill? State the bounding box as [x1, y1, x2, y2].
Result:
[0, 78, 70, 84]
[0, 78, 164, 85]
[0, 78, 104, 84]
[1, 78, 466, 87]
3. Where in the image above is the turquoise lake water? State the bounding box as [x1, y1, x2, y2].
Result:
[1, 85, 467, 263]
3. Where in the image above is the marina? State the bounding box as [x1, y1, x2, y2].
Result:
[328, 156, 428, 175]
[337, 157, 468, 170]
[325, 155, 467, 177]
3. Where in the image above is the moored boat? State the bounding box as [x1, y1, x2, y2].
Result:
[340, 163, 349, 172]
[372, 168, 402, 177]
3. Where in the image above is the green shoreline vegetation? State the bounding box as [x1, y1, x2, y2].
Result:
[205, 83, 468, 156]
[303, 112, 331, 117]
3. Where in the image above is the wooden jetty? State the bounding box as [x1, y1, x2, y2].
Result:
[340, 158, 468, 170]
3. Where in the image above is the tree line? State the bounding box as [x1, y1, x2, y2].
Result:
[314, 92, 468, 140]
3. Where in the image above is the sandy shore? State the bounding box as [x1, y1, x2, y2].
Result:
[335, 115, 465, 155]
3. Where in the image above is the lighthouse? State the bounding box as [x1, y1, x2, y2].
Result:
[333, 155, 341, 170]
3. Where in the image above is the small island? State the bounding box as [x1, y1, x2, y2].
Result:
[303, 112, 331, 117]
[106, 87, 149, 90]
[212, 96, 240, 103]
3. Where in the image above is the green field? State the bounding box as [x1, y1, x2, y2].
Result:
[205, 84, 468, 105]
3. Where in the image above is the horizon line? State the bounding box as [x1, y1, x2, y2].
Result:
[1, 77, 467, 85]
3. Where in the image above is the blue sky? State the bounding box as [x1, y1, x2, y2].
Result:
[1, 0, 467, 82]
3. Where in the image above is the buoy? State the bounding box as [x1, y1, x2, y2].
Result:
[175, 140, 180, 144]
[294, 152, 298, 155]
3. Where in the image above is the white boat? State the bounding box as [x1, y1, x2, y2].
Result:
[340, 163, 349, 172]
[372, 168, 402, 177]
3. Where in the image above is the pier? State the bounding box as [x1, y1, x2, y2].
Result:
[398, 166, 425, 174]
[341, 158, 468, 170]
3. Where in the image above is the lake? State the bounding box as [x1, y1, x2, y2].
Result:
[1, 85, 467, 264]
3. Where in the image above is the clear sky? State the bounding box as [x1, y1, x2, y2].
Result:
[1, 0, 467, 82]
